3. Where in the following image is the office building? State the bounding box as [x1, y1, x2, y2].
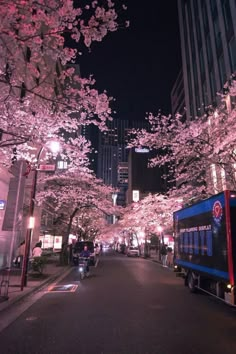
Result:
[127, 148, 167, 205]
[97, 119, 149, 206]
[177, 0, 236, 121]
[171, 69, 186, 118]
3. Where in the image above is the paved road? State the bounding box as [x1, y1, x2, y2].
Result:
[0, 250, 236, 354]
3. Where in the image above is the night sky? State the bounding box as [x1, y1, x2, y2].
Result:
[79, 1, 182, 121]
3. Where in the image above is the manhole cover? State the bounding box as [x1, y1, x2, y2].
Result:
[47, 284, 78, 292]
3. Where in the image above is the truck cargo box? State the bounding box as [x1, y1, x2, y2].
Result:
[174, 190, 236, 304]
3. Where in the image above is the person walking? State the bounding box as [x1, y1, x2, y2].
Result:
[32, 241, 42, 258]
[15, 240, 25, 268]
[167, 246, 173, 267]
[160, 244, 168, 267]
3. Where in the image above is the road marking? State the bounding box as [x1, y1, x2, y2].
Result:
[26, 316, 38, 321]
[47, 284, 78, 293]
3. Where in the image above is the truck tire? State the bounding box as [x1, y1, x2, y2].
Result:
[187, 271, 197, 293]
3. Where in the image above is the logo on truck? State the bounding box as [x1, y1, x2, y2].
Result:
[212, 200, 223, 225]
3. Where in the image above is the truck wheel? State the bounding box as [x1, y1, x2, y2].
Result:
[187, 272, 197, 293]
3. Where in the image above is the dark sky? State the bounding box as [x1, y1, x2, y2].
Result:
[79, 1, 182, 121]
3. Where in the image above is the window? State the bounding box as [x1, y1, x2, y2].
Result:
[221, 168, 227, 190]
[199, 48, 205, 77]
[201, 1, 209, 33]
[206, 35, 213, 65]
[210, 0, 217, 16]
[222, 0, 233, 35]
[196, 20, 202, 46]
[218, 55, 227, 86]
[57, 160, 67, 169]
[211, 164, 218, 193]
[213, 17, 222, 53]
[229, 37, 236, 72]
[210, 70, 217, 99]
[187, 5, 195, 59]
[202, 80, 208, 106]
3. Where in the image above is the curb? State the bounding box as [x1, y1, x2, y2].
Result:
[0, 266, 72, 314]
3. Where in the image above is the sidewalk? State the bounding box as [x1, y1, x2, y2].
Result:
[142, 249, 174, 269]
[0, 254, 70, 313]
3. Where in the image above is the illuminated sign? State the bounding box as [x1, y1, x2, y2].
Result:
[132, 190, 140, 202]
[135, 148, 149, 153]
[38, 164, 55, 171]
[212, 200, 223, 225]
[0, 200, 6, 210]
[54, 236, 62, 249]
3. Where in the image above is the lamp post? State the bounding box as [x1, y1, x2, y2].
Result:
[157, 226, 163, 261]
[21, 142, 60, 290]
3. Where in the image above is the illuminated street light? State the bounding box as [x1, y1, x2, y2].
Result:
[28, 216, 35, 229]
[157, 226, 163, 233]
[48, 140, 61, 155]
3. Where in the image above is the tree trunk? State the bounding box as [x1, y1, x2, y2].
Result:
[60, 208, 78, 265]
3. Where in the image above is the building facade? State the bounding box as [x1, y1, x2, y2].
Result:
[171, 69, 186, 119]
[176, 0, 236, 194]
[127, 148, 167, 205]
[178, 0, 236, 121]
[97, 119, 149, 207]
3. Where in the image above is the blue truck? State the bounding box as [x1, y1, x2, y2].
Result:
[173, 190, 236, 306]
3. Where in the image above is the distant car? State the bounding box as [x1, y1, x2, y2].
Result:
[73, 241, 96, 266]
[127, 246, 140, 257]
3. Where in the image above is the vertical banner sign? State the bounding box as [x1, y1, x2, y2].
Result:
[132, 190, 140, 202]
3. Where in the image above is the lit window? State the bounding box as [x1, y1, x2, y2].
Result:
[211, 164, 217, 193]
[221, 168, 226, 190]
[234, 163, 236, 181]
[57, 160, 67, 169]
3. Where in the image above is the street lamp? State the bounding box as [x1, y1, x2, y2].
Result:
[157, 226, 164, 261]
[21, 141, 60, 290]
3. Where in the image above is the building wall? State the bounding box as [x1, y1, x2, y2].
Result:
[176, 0, 236, 195]
[171, 69, 186, 119]
[0, 166, 11, 268]
[0, 162, 27, 268]
[178, 0, 236, 121]
[97, 119, 150, 184]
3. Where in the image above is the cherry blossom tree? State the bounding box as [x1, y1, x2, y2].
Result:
[129, 79, 236, 200]
[119, 193, 183, 237]
[75, 208, 108, 241]
[37, 167, 123, 262]
[0, 0, 128, 165]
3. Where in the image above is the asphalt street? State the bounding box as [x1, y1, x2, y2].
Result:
[0, 250, 236, 354]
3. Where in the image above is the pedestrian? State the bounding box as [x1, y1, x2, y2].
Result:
[167, 246, 173, 267]
[160, 244, 168, 267]
[14, 240, 25, 268]
[32, 241, 42, 258]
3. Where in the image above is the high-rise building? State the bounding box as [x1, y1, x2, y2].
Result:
[127, 148, 167, 205]
[177, 0, 236, 121]
[171, 69, 186, 119]
[97, 119, 149, 206]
